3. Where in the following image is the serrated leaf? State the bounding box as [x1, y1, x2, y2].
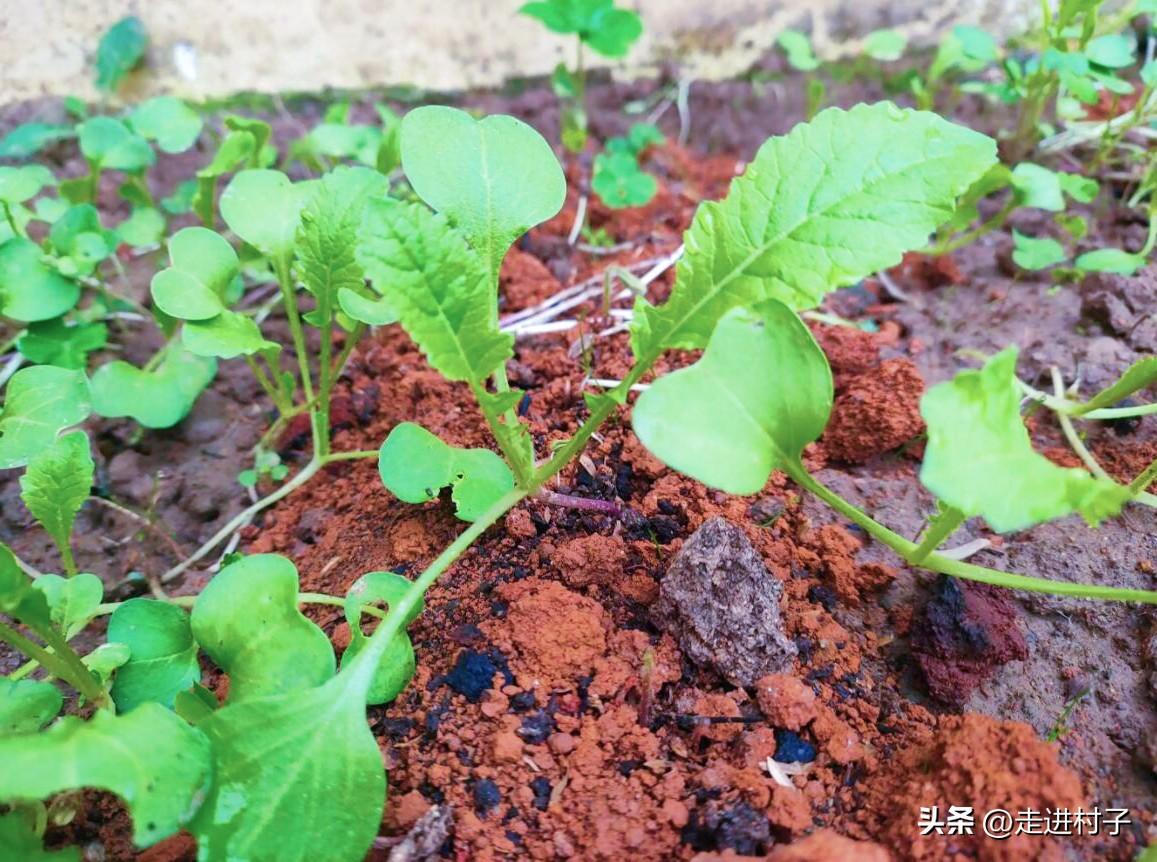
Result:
[378, 421, 515, 521]
[128, 97, 202, 154]
[31, 573, 103, 639]
[0, 704, 210, 848]
[108, 599, 201, 712]
[20, 431, 94, 561]
[629, 103, 997, 358]
[95, 16, 147, 92]
[18, 319, 107, 370]
[400, 106, 565, 282]
[182, 308, 277, 359]
[1011, 230, 1066, 270]
[920, 348, 1131, 532]
[90, 350, 216, 429]
[1076, 357, 1157, 414]
[357, 199, 512, 383]
[0, 366, 91, 470]
[221, 170, 315, 262]
[190, 554, 335, 703]
[77, 118, 154, 173]
[633, 300, 832, 495]
[0, 679, 62, 734]
[0, 238, 81, 322]
[342, 571, 422, 704]
[0, 812, 79, 861]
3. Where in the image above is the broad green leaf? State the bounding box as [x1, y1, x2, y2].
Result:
[0, 366, 91, 469]
[150, 226, 239, 320]
[115, 206, 165, 248]
[777, 30, 820, 71]
[189, 659, 384, 862]
[83, 642, 131, 686]
[0, 544, 52, 630]
[1057, 173, 1098, 203]
[90, 350, 216, 429]
[1085, 34, 1135, 68]
[77, 118, 154, 173]
[378, 421, 515, 521]
[593, 151, 657, 209]
[519, 0, 643, 57]
[1075, 247, 1146, 275]
[18, 319, 107, 371]
[0, 679, 62, 734]
[173, 682, 218, 726]
[0, 165, 54, 204]
[296, 166, 388, 321]
[1010, 163, 1065, 211]
[338, 287, 397, 325]
[1011, 230, 1066, 270]
[0, 238, 81, 322]
[953, 25, 998, 62]
[128, 97, 202, 154]
[183, 309, 277, 359]
[0, 812, 78, 861]
[0, 123, 74, 159]
[162, 179, 197, 215]
[32, 573, 103, 639]
[630, 103, 997, 358]
[633, 300, 832, 495]
[95, 16, 147, 92]
[400, 106, 566, 282]
[190, 554, 335, 703]
[864, 29, 907, 61]
[342, 571, 422, 704]
[1076, 357, 1157, 414]
[920, 348, 1131, 532]
[0, 704, 210, 847]
[20, 431, 94, 562]
[221, 170, 314, 262]
[357, 198, 512, 383]
[108, 599, 201, 712]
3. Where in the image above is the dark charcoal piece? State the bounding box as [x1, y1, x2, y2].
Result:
[519, 710, 554, 745]
[472, 778, 502, 817]
[774, 729, 817, 764]
[446, 649, 512, 702]
[530, 776, 552, 811]
[681, 801, 771, 855]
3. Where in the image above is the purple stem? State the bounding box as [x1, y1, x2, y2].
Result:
[535, 489, 622, 517]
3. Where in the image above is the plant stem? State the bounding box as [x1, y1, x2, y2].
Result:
[784, 463, 1157, 604]
[244, 354, 288, 413]
[909, 506, 966, 564]
[323, 449, 379, 462]
[58, 543, 79, 579]
[273, 255, 319, 447]
[0, 621, 106, 708]
[535, 489, 621, 516]
[89, 592, 383, 620]
[1130, 459, 1157, 495]
[931, 197, 1017, 256]
[158, 457, 322, 584]
[331, 322, 365, 380]
[316, 296, 334, 459]
[2, 202, 21, 237]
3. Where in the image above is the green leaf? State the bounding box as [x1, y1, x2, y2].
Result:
[128, 97, 202, 154]
[1084, 34, 1135, 69]
[183, 309, 277, 359]
[190, 553, 335, 703]
[592, 151, 657, 209]
[0, 366, 91, 470]
[150, 226, 239, 320]
[0, 123, 75, 159]
[0, 238, 81, 322]
[77, 118, 154, 173]
[920, 348, 1131, 532]
[399, 106, 566, 282]
[18, 320, 108, 370]
[1010, 163, 1065, 211]
[337, 287, 397, 325]
[0, 812, 79, 861]
[342, 571, 421, 704]
[296, 166, 388, 320]
[378, 421, 515, 521]
[357, 198, 512, 383]
[115, 207, 165, 248]
[1057, 172, 1099, 203]
[161, 179, 197, 215]
[83, 642, 131, 686]
[31, 573, 103, 639]
[1011, 230, 1066, 270]
[46, 205, 113, 278]
[633, 300, 832, 495]
[95, 16, 147, 92]
[221, 170, 315, 262]
[90, 350, 216, 429]
[20, 430, 93, 567]
[0, 165, 54, 205]
[108, 599, 201, 712]
[0, 544, 52, 630]
[0, 704, 210, 848]
[0, 679, 62, 734]
[1075, 247, 1146, 275]
[520, 0, 643, 56]
[952, 25, 998, 62]
[864, 29, 907, 61]
[189, 663, 384, 862]
[777, 30, 820, 71]
[1076, 357, 1157, 414]
[173, 682, 218, 726]
[630, 103, 996, 357]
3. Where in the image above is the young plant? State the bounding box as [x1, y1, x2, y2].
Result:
[519, 0, 644, 152]
[591, 121, 663, 209]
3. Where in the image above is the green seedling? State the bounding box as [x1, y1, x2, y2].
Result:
[95, 16, 148, 94]
[592, 122, 663, 209]
[520, 0, 643, 152]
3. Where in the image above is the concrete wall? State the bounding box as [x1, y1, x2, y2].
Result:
[3, 1, 1038, 104]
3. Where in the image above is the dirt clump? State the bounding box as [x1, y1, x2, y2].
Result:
[1081, 265, 1157, 352]
[652, 517, 796, 686]
[822, 358, 925, 465]
[550, 532, 628, 589]
[754, 674, 817, 731]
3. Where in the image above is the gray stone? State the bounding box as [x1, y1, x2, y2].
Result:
[653, 517, 796, 687]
